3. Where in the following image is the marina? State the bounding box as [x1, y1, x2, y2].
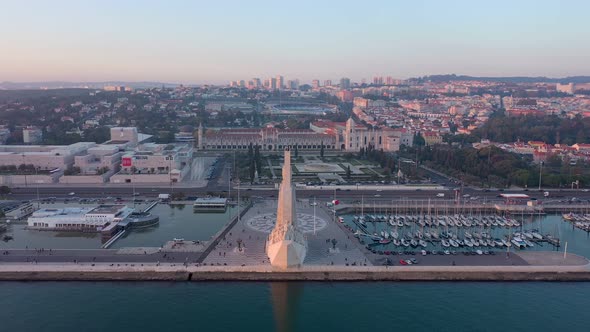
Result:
[563, 212, 590, 232]
[344, 212, 562, 258]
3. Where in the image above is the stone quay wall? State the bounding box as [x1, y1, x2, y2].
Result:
[1, 265, 590, 282]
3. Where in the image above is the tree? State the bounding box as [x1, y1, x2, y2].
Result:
[346, 165, 351, 179]
[320, 141, 325, 159]
[413, 132, 425, 147]
[248, 142, 253, 160]
[294, 144, 298, 158]
[331, 238, 338, 250]
[0, 186, 11, 195]
[253, 145, 263, 177]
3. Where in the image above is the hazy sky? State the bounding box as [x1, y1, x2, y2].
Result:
[1, 0, 589, 84]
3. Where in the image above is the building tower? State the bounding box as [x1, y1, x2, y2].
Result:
[266, 148, 307, 268]
[197, 123, 203, 150]
[344, 117, 356, 151]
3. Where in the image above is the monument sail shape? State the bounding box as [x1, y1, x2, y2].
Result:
[266, 148, 307, 268]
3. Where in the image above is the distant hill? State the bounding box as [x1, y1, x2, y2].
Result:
[0, 81, 187, 90]
[415, 74, 590, 84]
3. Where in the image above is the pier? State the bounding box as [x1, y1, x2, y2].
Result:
[101, 230, 126, 249]
[142, 200, 159, 212]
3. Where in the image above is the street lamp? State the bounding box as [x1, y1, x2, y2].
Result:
[21, 153, 28, 188]
[538, 161, 544, 191]
[313, 195, 317, 235]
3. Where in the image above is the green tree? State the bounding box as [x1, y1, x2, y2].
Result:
[0, 185, 11, 195]
[320, 141, 325, 159]
[346, 165, 351, 179]
[413, 132, 426, 147]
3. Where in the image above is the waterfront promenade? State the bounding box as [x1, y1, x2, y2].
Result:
[0, 252, 589, 281]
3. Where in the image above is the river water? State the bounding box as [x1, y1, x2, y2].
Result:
[0, 281, 588, 332]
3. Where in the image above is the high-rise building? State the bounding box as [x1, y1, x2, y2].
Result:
[324, 80, 332, 87]
[312, 79, 320, 89]
[340, 77, 351, 90]
[276, 75, 284, 90]
[253, 78, 261, 88]
[287, 80, 299, 90]
[239, 80, 246, 87]
[372, 76, 383, 85]
[270, 77, 278, 90]
[386, 76, 394, 85]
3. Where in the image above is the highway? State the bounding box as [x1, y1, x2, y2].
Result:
[8, 184, 590, 204]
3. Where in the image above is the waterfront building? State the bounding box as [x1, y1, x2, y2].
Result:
[266, 149, 307, 268]
[193, 197, 227, 212]
[1, 201, 35, 220]
[27, 204, 134, 231]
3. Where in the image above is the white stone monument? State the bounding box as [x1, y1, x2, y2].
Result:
[265, 148, 307, 268]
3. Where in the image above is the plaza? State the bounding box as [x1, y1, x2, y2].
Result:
[202, 199, 370, 267]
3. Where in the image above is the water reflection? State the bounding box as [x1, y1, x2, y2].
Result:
[271, 282, 303, 332]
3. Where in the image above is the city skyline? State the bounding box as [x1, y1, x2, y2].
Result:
[2, 0, 590, 84]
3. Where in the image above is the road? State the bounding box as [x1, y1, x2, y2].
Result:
[8, 185, 590, 204]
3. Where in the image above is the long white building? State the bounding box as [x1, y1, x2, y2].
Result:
[27, 205, 134, 231]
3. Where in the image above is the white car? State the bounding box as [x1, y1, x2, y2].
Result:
[68, 192, 76, 196]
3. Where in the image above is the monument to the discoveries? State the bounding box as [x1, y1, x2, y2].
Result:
[266, 148, 308, 268]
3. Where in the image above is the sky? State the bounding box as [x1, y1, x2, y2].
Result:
[1, 0, 589, 84]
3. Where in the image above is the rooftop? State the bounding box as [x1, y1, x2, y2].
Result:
[88, 205, 127, 215]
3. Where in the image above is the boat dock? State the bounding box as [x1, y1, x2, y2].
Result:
[142, 200, 159, 212]
[101, 230, 126, 249]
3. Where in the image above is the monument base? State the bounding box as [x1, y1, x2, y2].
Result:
[266, 239, 306, 269]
